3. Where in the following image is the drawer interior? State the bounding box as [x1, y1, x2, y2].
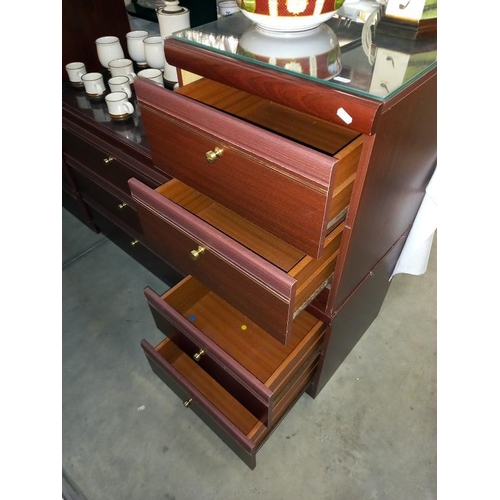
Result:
[177, 78, 361, 156]
[156, 179, 344, 312]
[156, 337, 259, 436]
[161, 275, 326, 388]
[178, 78, 363, 234]
[153, 334, 319, 451]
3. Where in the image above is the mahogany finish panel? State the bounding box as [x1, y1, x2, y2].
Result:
[164, 38, 382, 135]
[135, 78, 341, 258]
[330, 70, 437, 312]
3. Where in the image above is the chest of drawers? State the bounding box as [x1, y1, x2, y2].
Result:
[127, 23, 436, 467]
[62, 13, 436, 470]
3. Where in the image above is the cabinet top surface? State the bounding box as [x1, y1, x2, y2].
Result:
[62, 83, 150, 156]
[172, 12, 437, 101]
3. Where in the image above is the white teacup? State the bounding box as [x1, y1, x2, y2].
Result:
[218, 1, 239, 17]
[105, 91, 134, 121]
[137, 68, 164, 86]
[163, 59, 178, 84]
[109, 58, 137, 83]
[81, 72, 106, 98]
[143, 36, 165, 70]
[126, 30, 149, 68]
[108, 76, 132, 98]
[65, 62, 86, 88]
[95, 36, 125, 69]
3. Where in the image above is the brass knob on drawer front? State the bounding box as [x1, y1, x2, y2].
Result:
[190, 246, 205, 260]
[103, 156, 115, 164]
[205, 147, 223, 163]
[118, 202, 128, 210]
[130, 240, 139, 246]
[193, 349, 205, 361]
[183, 398, 193, 408]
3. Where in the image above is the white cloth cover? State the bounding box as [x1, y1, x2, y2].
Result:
[390, 165, 437, 279]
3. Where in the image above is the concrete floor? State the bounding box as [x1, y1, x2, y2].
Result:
[62, 207, 436, 500]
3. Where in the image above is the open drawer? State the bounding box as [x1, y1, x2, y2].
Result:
[141, 331, 320, 469]
[129, 177, 344, 344]
[134, 77, 363, 258]
[145, 275, 327, 427]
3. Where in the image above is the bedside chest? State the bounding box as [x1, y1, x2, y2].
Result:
[128, 15, 437, 469]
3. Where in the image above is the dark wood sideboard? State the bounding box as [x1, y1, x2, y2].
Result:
[62, 5, 437, 469]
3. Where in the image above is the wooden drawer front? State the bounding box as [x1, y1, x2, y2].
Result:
[69, 166, 141, 233]
[135, 78, 361, 258]
[141, 334, 319, 469]
[144, 276, 326, 427]
[62, 128, 158, 196]
[130, 178, 344, 344]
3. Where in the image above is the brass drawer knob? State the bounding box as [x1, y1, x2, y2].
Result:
[118, 202, 128, 210]
[130, 239, 139, 246]
[183, 398, 193, 408]
[205, 147, 223, 163]
[103, 156, 115, 164]
[190, 246, 205, 260]
[193, 349, 205, 361]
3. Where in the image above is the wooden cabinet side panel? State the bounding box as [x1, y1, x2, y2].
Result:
[330, 72, 437, 312]
[311, 229, 410, 397]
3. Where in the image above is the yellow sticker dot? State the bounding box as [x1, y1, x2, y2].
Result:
[241, 325, 247, 331]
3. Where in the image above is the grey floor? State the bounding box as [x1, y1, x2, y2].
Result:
[62, 207, 437, 500]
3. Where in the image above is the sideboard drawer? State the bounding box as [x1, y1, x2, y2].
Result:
[130, 177, 344, 344]
[62, 128, 158, 196]
[135, 77, 362, 258]
[144, 275, 326, 427]
[141, 333, 320, 469]
[70, 166, 142, 233]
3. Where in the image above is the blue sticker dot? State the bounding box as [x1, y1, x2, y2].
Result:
[189, 315, 196, 321]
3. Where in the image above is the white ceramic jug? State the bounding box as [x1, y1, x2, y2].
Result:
[156, 1, 190, 39]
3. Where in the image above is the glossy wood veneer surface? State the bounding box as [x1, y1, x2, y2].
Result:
[135, 78, 358, 258]
[164, 38, 382, 135]
[329, 70, 437, 312]
[130, 178, 344, 344]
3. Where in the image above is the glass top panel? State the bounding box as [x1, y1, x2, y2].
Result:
[172, 11, 437, 101]
[62, 83, 150, 153]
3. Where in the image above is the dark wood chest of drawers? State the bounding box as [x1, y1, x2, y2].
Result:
[62, 16, 436, 470]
